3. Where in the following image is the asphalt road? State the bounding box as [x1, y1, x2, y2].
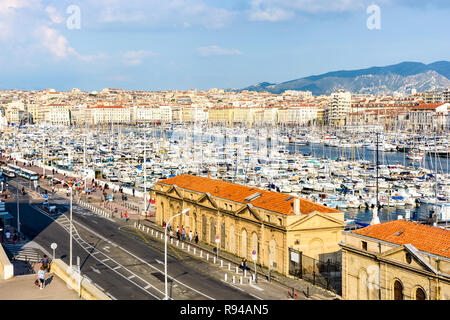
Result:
[5, 177, 256, 300]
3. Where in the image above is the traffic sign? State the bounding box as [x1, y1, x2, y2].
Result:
[215, 235, 220, 243]
[51, 243, 57, 250]
[251, 250, 257, 261]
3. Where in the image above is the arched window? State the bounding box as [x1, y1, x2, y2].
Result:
[220, 222, 226, 249]
[202, 215, 207, 240]
[229, 225, 235, 254]
[241, 229, 248, 258]
[415, 287, 426, 300]
[210, 218, 216, 244]
[394, 280, 403, 300]
[251, 232, 259, 259]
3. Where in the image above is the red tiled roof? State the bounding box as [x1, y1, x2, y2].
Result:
[157, 174, 341, 216]
[352, 220, 450, 259]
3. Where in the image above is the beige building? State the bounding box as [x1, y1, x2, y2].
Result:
[90, 105, 131, 125]
[153, 174, 346, 276]
[340, 220, 450, 300]
[47, 105, 71, 125]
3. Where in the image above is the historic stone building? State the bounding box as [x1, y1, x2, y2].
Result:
[339, 220, 450, 300]
[153, 174, 345, 276]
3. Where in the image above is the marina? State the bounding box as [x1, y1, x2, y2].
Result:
[1, 123, 449, 227]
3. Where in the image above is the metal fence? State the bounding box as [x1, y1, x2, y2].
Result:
[288, 248, 342, 295]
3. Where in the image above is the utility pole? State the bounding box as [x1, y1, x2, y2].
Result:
[16, 174, 20, 233]
[70, 186, 73, 268]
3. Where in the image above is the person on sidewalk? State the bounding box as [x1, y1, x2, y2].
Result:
[189, 230, 193, 242]
[124, 211, 129, 222]
[38, 266, 45, 289]
[41, 255, 50, 272]
[176, 227, 180, 241]
[181, 227, 186, 241]
[194, 232, 199, 244]
[242, 258, 247, 274]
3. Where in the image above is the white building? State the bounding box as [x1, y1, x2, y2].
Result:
[328, 91, 352, 125]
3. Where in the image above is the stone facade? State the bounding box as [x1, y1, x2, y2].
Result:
[340, 222, 450, 300]
[153, 174, 345, 276]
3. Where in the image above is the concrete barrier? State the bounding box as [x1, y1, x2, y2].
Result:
[0, 244, 14, 280]
[50, 259, 111, 300]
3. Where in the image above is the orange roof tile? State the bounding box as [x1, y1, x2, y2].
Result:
[157, 174, 341, 216]
[352, 220, 450, 259]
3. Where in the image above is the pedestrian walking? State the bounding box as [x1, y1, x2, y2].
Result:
[189, 230, 193, 242]
[38, 266, 45, 289]
[176, 228, 180, 241]
[242, 258, 247, 273]
[41, 255, 50, 272]
[181, 228, 186, 241]
[124, 211, 129, 222]
[194, 232, 199, 244]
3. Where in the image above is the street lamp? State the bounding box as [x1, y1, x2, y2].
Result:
[69, 185, 73, 268]
[16, 174, 20, 233]
[164, 207, 190, 300]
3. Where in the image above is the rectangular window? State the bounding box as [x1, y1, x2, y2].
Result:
[362, 241, 367, 251]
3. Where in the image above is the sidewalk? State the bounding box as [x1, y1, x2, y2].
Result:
[0, 262, 82, 300]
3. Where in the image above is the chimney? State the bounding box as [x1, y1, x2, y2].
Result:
[294, 198, 301, 215]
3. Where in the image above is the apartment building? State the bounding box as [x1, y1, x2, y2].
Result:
[47, 104, 71, 126]
[327, 91, 352, 126]
[90, 105, 131, 125]
[409, 103, 449, 132]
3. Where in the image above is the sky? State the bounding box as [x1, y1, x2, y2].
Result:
[0, 0, 449, 92]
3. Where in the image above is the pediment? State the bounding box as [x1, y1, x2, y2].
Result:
[379, 244, 437, 274]
[196, 192, 218, 209]
[287, 211, 346, 231]
[166, 185, 183, 199]
[235, 204, 262, 222]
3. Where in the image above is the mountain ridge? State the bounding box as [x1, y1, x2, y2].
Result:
[239, 61, 450, 95]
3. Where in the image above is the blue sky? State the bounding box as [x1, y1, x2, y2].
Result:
[0, 0, 449, 91]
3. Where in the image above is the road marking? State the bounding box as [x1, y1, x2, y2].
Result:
[250, 284, 264, 291]
[113, 265, 121, 270]
[90, 266, 101, 274]
[102, 258, 110, 262]
[128, 275, 135, 279]
[155, 259, 163, 265]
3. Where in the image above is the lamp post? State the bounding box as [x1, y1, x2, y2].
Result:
[165, 207, 190, 300]
[16, 174, 20, 233]
[69, 185, 73, 268]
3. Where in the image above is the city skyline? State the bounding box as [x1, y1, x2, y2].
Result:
[1, 0, 450, 92]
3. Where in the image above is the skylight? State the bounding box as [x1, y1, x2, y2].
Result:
[245, 192, 262, 202]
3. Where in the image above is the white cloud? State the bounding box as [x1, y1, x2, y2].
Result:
[248, 0, 370, 22]
[92, 0, 234, 29]
[249, 6, 294, 22]
[123, 50, 158, 66]
[197, 45, 242, 57]
[45, 6, 64, 24]
[36, 26, 77, 58]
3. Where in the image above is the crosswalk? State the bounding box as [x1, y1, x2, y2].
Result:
[2, 243, 42, 263]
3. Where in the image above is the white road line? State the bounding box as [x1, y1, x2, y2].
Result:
[113, 266, 121, 270]
[32, 204, 163, 300]
[116, 243, 215, 300]
[128, 275, 135, 279]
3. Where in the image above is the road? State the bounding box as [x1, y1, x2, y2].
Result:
[5, 177, 256, 300]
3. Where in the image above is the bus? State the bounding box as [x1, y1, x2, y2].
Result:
[0, 166, 15, 178]
[7, 164, 38, 180]
[20, 167, 39, 181]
